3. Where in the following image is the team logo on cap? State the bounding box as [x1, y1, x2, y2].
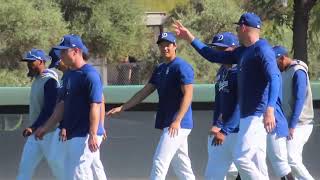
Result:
[161, 33, 168, 38]
[29, 51, 42, 60]
[218, 35, 224, 41]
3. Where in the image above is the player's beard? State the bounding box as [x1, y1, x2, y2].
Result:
[27, 70, 35, 78]
[27, 68, 39, 80]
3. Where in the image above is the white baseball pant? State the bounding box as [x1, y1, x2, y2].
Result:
[205, 133, 238, 180]
[267, 133, 291, 177]
[17, 132, 64, 180]
[49, 128, 66, 180]
[92, 135, 107, 180]
[150, 127, 195, 180]
[287, 124, 314, 180]
[64, 135, 106, 180]
[233, 115, 269, 180]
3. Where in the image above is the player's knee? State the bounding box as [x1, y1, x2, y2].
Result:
[151, 159, 169, 177]
[233, 156, 250, 168]
[287, 155, 301, 166]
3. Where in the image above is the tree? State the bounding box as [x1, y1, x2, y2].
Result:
[55, 0, 97, 35]
[86, 0, 152, 61]
[243, 0, 319, 65]
[135, 0, 187, 12]
[0, 0, 68, 69]
[56, 0, 152, 63]
[292, 0, 318, 64]
[169, 0, 244, 83]
[307, 2, 320, 79]
[56, 0, 155, 84]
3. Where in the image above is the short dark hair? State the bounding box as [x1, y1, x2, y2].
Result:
[83, 52, 89, 61]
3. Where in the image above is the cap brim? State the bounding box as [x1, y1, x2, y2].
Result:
[207, 43, 230, 48]
[21, 58, 37, 62]
[211, 43, 230, 48]
[157, 39, 175, 44]
[53, 45, 69, 50]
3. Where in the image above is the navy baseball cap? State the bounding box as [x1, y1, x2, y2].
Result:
[22, 48, 51, 62]
[208, 32, 239, 47]
[235, 12, 262, 29]
[273, 45, 288, 59]
[48, 48, 62, 68]
[54, 34, 88, 52]
[156, 32, 176, 44]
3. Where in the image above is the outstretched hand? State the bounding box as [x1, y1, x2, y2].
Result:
[172, 20, 195, 43]
[106, 106, 123, 118]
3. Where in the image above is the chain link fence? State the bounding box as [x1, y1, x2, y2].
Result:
[92, 60, 157, 85]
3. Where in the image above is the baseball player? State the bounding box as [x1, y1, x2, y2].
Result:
[81, 49, 108, 180]
[17, 48, 63, 180]
[48, 48, 108, 180]
[273, 45, 314, 180]
[174, 12, 282, 180]
[204, 32, 241, 180]
[35, 34, 106, 180]
[264, 51, 293, 180]
[107, 32, 195, 180]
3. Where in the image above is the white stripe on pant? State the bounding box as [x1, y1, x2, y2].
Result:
[287, 124, 314, 180]
[150, 127, 195, 180]
[205, 133, 238, 180]
[233, 115, 269, 180]
[267, 133, 291, 177]
[17, 132, 64, 180]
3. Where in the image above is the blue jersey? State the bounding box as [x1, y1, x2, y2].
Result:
[213, 65, 240, 135]
[191, 38, 288, 137]
[57, 70, 69, 130]
[61, 64, 103, 140]
[149, 57, 194, 129]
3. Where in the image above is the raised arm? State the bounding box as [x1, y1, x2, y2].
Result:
[173, 21, 237, 64]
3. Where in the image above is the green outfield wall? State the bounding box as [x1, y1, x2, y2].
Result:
[1, 82, 320, 105]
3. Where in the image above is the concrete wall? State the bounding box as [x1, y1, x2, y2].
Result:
[0, 110, 319, 180]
